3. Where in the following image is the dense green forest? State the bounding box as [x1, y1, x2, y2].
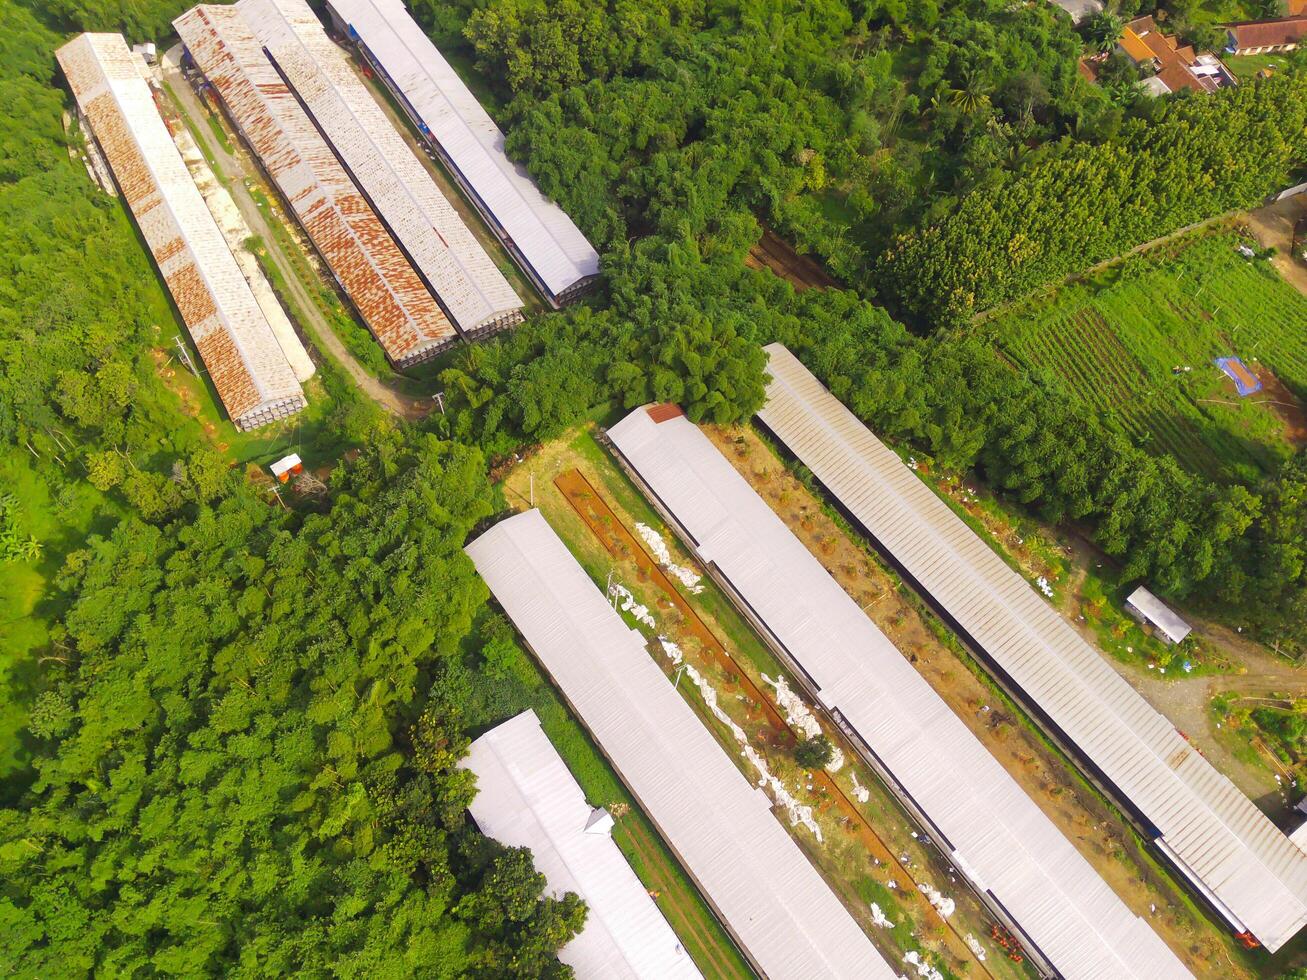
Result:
[421, 0, 1307, 642]
[0, 0, 583, 973]
[4, 0, 1307, 973]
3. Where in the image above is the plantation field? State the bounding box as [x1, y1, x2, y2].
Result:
[987, 232, 1307, 483]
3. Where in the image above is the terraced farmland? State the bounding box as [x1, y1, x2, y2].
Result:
[988, 231, 1307, 483]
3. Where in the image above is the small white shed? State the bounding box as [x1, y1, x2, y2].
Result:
[1125, 587, 1192, 645]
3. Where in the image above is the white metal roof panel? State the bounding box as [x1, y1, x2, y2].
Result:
[462, 710, 702, 980]
[606, 404, 1192, 980]
[237, 0, 523, 335]
[1126, 587, 1193, 644]
[755, 341, 1307, 953]
[465, 509, 897, 980]
[174, 5, 457, 366]
[326, 0, 600, 303]
[58, 32, 305, 430]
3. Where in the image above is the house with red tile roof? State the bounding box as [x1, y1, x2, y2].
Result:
[1117, 16, 1238, 94]
[1224, 15, 1307, 54]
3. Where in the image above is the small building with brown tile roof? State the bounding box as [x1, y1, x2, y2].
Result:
[1224, 15, 1307, 54]
[1118, 16, 1237, 94]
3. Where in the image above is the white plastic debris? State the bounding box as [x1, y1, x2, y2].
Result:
[608, 582, 657, 628]
[870, 903, 895, 928]
[965, 934, 987, 961]
[918, 882, 956, 919]
[1035, 576, 1054, 598]
[682, 663, 823, 841]
[904, 950, 945, 980]
[851, 771, 871, 803]
[634, 522, 704, 593]
[762, 672, 843, 771]
[657, 637, 684, 665]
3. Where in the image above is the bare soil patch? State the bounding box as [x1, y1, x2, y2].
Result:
[1253, 368, 1307, 447]
[746, 227, 836, 291]
[703, 422, 1258, 979]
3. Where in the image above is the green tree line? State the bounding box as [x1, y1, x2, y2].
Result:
[877, 68, 1307, 327]
[0, 0, 585, 973]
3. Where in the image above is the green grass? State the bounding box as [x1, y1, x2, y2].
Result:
[0, 455, 122, 796]
[1224, 52, 1291, 83]
[205, 112, 235, 155]
[986, 230, 1307, 483]
[459, 606, 756, 980]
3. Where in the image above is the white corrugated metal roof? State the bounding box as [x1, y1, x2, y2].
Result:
[58, 32, 305, 431]
[174, 4, 458, 366]
[465, 509, 897, 980]
[1125, 587, 1192, 644]
[462, 710, 702, 980]
[326, 0, 600, 304]
[237, 0, 523, 335]
[606, 404, 1193, 980]
[755, 341, 1307, 953]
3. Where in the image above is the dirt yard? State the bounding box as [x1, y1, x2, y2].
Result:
[745, 227, 836, 291]
[502, 430, 1028, 980]
[702, 423, 1262, 979]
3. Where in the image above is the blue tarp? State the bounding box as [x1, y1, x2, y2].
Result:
[1214, 356, 1262, 396]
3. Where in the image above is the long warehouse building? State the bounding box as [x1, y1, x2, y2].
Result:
[174, 4, 458, 366]
[465, 509, 898, 980]
[606, 405, 1192, 980]
[58, 32, 306, 431]
[463, 710, 702, 979]
[325, 0, 601, 307]
[755, 342, 1307, 953]
[237, 0, 524, 339]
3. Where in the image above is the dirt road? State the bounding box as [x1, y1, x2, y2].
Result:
[1110, 630, 1306, 816]
[1244, 193, 1307, 299]
[705, 422, 1262, 978]
[160, 48, 429, 421]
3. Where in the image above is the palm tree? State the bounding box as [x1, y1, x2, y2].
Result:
[948, 68, 992, 115]
[1087, 11, 1125, 54]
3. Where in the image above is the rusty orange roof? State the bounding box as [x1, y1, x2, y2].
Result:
[58, 32, 305, 430]
[175, 5, 458, 367]
[1226, 15, 1307, 49]
[1119, 26, 1157, 63]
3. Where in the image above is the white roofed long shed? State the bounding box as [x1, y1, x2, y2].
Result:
[237, 0, 524, 338]
[175, 4, 458, 367]
[606, 404, 1192, 980]
[58, 32, 306, 431]
[465, 509, 897, 980]
[325, 0, 601, 306]
[754, 341, 1307, 953]
[462, 710, 701, 979]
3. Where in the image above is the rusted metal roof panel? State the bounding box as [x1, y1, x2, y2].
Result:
[57, 32, 304, 430]
[237, 0, 524, 336]
[328, 0, 600, 306]
[174, 5, 456, 366]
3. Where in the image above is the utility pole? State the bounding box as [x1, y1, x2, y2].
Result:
[673, 664, 686, 690]
[433, 390, 445, 414]
[173, 335, 199, 377]
[529, 471, 534, 507]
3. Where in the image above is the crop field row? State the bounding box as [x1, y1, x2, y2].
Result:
[989, 232, 1307, 483]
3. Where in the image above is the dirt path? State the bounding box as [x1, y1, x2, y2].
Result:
[1109, 633, 1307, 816]
[746, 227, 836, 291]
[554, 467, 992, 978]
[704, 423, 1256, 978]
[1243, 194, 1307, 299]
[160, 48, 429, 422]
